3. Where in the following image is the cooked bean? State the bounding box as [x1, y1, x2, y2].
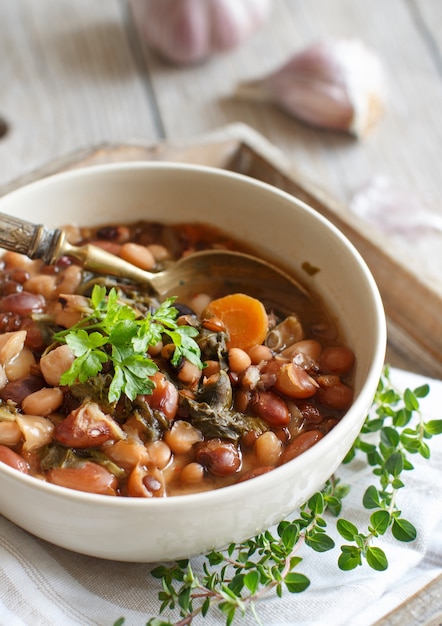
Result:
[274, 363, 318, 399]
[281, 339, 322, 361]
[254, 431, 282, 466]
[145, 440, 172, 470]
[296, 400, 323, 424]
[22, 387, 64, 417]
[180, 462, 205, 485]
[40, 344, 75, 387]
[55, 264, 82, 295]
[317, 380, 353, 411]
[164, 420, 203, 455]
[106, 440, 150, 472]
[188, 293, 211, 317]
[0, 374, 45, 405]
[20, 317, 45, 351]
[0, 330, 27, 366]
[249, 390, 291, 427]
[15, 415, 54, 451]
[0, 291, 45, 315]
[5, 347, 36, 381]
[228, 347, 251, 373]
[120, 242, 155, 271]
[144, 372, 178, 420]
[0, 421, 22, 446]
[247, 344, 272, 364]
[126, 465, 165, 498]
[147, 243, 170, 262]
[195, 439, 241, 476]
[320, 346, 355, 375]
[47, 462, 118, 495]
[0, 445, 30, 473]
[279, 430, 324, 464]
[24, 274, 57, 298]
[202, 360, 220, 378]
[54, 402, 125, 448]
[1, 252, 34, 271]
[177, 360, 202, 386]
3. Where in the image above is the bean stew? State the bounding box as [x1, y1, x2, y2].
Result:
[0, 221, 355, 497]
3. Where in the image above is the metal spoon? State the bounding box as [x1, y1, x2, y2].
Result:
[0, 212, 310, 312]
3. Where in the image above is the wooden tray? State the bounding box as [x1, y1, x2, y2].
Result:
[0, 123, 440, 623]
[1, 123, 441, 379]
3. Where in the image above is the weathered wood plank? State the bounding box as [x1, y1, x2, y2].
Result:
[0, 0, 159, 186]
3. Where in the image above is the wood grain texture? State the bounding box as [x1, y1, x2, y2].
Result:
[0, 0, 159, 183]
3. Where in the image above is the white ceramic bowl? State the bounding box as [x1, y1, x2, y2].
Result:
[0, 163, 386, 562]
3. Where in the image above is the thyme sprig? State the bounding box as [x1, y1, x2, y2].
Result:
[113, 365, 442, 626]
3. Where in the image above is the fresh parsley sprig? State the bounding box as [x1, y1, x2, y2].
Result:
[53, 285, 203, 403]
[113, 365, 442, 626]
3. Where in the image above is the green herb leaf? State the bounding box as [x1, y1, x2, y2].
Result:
[366, 546, 388, 571]
[54, 285, 203, 402]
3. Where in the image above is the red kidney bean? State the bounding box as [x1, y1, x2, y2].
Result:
[0, 281, 23, 296]
[279, 430, 324, 464]
[0, 291, 45, 315]
[320, 346, 355, 375]
[143, 372, 178, 420]
[0, 445, 30, 473]
[317, 381, 353, 411]
[296, 400, 323, 424]
[47, 462, 118, 495]
[0, 312, 21, 333]
[54, 402, 124, 448]
[195, 439, 241, 476]
[249, 390, 291, 427]
[0, 374, 45, 405]
[20, 317, 45, 351]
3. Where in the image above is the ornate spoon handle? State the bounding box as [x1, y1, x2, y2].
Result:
[0, 212, 65, 264]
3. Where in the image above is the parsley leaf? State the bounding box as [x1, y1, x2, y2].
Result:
[54, 285, 203, 402]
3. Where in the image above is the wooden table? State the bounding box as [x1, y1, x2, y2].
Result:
[0, 1, 441, 624]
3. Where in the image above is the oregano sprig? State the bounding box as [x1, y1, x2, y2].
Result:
[336, 364, 442, 571]
[112, 366, 442, 625]
[53, 285, 203, 403]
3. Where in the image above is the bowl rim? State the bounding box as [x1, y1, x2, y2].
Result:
[0, 161, 387, 508]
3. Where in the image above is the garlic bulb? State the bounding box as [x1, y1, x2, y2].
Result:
[131, 0, 272, 65]
[235, 39, 386, 138]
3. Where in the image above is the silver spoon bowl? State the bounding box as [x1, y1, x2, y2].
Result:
[0, 212, 310, 312]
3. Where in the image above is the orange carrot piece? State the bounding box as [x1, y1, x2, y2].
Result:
[203, 293, 269, 351]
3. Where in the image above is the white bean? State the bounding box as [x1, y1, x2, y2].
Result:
[22, 387, 64, 417]
[40, 344, 75, 386]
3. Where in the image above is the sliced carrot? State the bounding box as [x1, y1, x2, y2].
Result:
[203, 293, 269, 351]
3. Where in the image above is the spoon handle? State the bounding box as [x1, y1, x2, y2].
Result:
[0, 211, 157, 289]
[0, 212, 65, 264]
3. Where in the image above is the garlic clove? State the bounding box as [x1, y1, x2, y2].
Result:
[350, 176, 442, 237]
[130, 0, 272, 66]
[235, 39, 386, 138]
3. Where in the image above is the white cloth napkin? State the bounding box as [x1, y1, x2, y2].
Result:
[1, 367, 441, 626]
